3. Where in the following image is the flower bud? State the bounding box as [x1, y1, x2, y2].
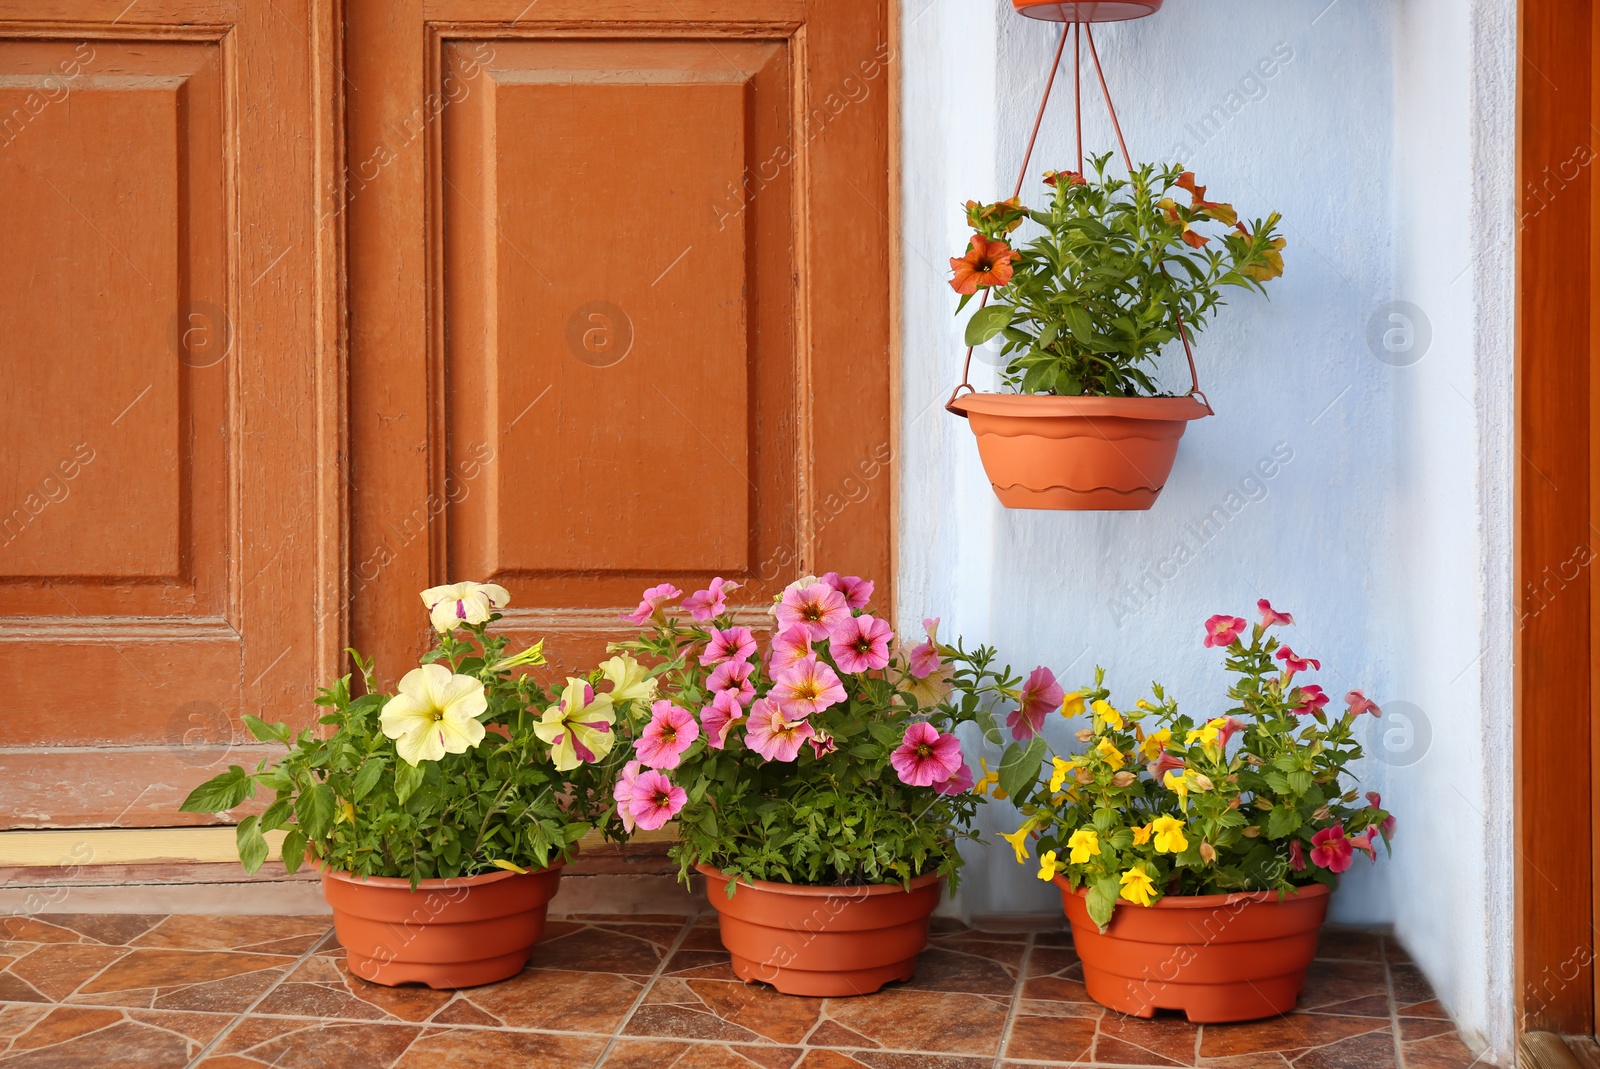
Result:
[1245, 754, 1264, 766]
[1075, 728, 1095, 743]
[1111, 771, 1136, 788]
[1190, 773, 1214, 792]
[1228, 797, 1242, 810]
[1242, 825, 1262, 838]
[1074, 768, 1094, 785]
[1199, 841, 1217, 864]
[1312, 805, 1331, 821]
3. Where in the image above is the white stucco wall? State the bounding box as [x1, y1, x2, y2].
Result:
[898, 1, 1515, 1062]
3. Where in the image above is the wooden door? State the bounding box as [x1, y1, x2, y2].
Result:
[346, 0, 895, 674]
[0, 1, 338, 828]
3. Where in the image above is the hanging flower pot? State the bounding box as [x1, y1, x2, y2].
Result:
[947, 392, 1208, 510]
[318, 860, 566, 988]
[1013, 0, 1164, 21]
[1056, 880, 1330, 1021]
[945, 12, 1287, 512]
[697, 865, 944, 997]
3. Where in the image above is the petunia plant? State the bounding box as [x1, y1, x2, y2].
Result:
[1001, 600, 1395, 929]
[181, 582, 653, 888]
[955, 154, 1286, 398]
[607, 574, 1034, 891]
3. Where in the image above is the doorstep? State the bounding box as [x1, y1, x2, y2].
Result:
[0, 914, 1484, 1068]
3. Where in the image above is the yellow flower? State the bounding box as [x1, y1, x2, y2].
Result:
[1163, 768, 1190, 811]
[975, 757, 1007, 799]
[1000, 826, 1032, 864]
[1185, 716, 1231, 753]
[1066, 828, 1101, 864]
[1094, 738, 1126, 771]
[1120, 867, 1157, 907]
[533, 678, 618, 772]
[1049, 757, 1074, 793]
[1092, 699, 1123, 731]
[1132, 823, 1153, 846]
[1062, 691, 1086, 718]
[599, 653, 656, 707]
[1136, 699, 1156, 712]
[379, 663, 489, 766]
[1139, 728, 1171, 762]
[1151, 815, 1189, 854]
[1037, 850, 1060, 881]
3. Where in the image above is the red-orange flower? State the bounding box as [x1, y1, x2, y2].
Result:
[965, 196, 1026, 234]
[949, 235, 1016, 294]
[1160, 198, 1210, 249]
[1043, 170, 1086, 187]
[1177, 171, 1238, 226]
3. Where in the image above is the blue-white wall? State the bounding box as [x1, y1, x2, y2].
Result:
[898, 1, 1515, 1062]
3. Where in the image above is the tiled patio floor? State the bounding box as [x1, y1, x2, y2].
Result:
[0, 912, 1484, 1068]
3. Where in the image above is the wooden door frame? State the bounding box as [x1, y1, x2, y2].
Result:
[1517, 0, 1600, 1036]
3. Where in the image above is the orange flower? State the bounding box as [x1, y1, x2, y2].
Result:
[1159, 197, 1210, 249]
[1043, 170, 1086, 187]
[949, 235, 1016, 294]
[1176, 171, 1238, 227]
[1235, 222, 1287, 281]
[965, 197, 1026, 234]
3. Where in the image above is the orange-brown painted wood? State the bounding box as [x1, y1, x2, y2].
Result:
[345, 0, 895, 679]
[0, 1, 343, 826]
[1518, 0, 1598, 1035]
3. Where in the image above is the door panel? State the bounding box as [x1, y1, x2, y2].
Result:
[0, 4, 336, 827]
[349, 0, 893, 675]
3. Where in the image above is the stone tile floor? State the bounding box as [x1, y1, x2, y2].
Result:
[0, 912, 1487, 1068]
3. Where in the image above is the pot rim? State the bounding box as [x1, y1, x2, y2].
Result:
[948, 391, 1211, 422]
[1012, 0, 1164, 22]
[696, 863, 944, 898]
[314, 855, 567, 891]
[1053, 875, 1331, 910]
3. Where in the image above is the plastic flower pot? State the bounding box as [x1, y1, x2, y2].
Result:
[1055, 877, 1331, 1023]
[697, 865, 943, 997]
[317, 858, 565, 988]
[1012, 0, 1164, 21]
[947, 392, 1209, 511]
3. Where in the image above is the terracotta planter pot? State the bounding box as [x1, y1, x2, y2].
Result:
[1012, 0, 1164, 22]
[697, 865, 943, 997]
[317, 859, 565, 989]
[1055, 877, 1331, 1023]
[947, 392, 1209, 511]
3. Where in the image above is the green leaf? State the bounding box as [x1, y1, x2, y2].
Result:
[350, 758, 385, 802]
[296, 783, 336, 841]
[236, 816, 270, 874]
[179, 766, 255, 814]
[1266, 806, 1302, 839]
[279, 828, 307, 875]
[963, 303, 1016, 346]
[394, 759, 425, 805]
[1086, 874, 1119, 930]
[241, 714, 291, 744]
[998, 737, 1048, 801]
[259, 798, 292, 833]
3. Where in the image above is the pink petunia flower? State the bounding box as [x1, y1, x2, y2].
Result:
[700, 626, 757, 668]
[636, 701, 700, 770]
[745, 699, 815, 762]
[775, 582, 851, 641]
[682, 577, 741, 622]
[613, 760, 643, 833]
[1006, 666, 1063, 740]
[820, 572, 875, 611]
[908, 618, 943, 679]
[1217, 716, 1247, 748]
[829, 614, 894, 674]
[890, 721, 964, 787]
[1147, 751, 1185, 782]
[621, 583, 683, 625]
[1346, 690, 1382, 717]
[807, 727, 838, 758]
[707, 660, 756, 707]
[1348, 829, 1378, 862]
[1257, 599, 1294, 628]
[700, 691, 747, 750]
[1288, 838, 1306, 872]
[1366, 792, 1397, 840]
[1275, 646, 1321, 674]
[771, 656, 847, 718]
[933, 759, 975, 796]
[629, 769, 687, 831]
[768, 625, 815, 675]
[1291, 684, 1330, 715]
[1309, 824, 1354, 873]
[1203, 615, 1247, 648]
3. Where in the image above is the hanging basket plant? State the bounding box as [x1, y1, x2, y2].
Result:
[946, 18, 1286, 511]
